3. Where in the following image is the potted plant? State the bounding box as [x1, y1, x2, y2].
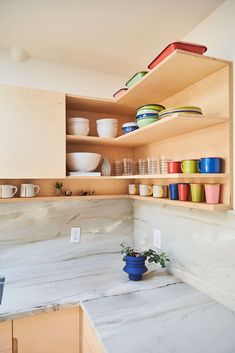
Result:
[54, 182, 63, 196]
[121, 242, 169, 281]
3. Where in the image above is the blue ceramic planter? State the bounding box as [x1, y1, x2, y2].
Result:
[123, 255, 148, 281]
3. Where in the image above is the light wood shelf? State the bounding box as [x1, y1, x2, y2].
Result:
[66, 115, 228, 147]
[0, 194, 230, 211]
[130, 195, 231, 211]
[115, 50, 229, 109]
[0, 195, 129, 203]
[65, 174, 228, 180]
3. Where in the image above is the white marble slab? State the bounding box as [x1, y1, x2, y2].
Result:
[0, 247, 180, 320]
[82, 282, 235, 353]
[133, 200, 235, 311]
[0, 199, 132, 247]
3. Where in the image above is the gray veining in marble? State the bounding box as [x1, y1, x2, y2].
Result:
[82, 282, 235, 353]
[0, 199, 132, 247]
[133, 200, 235, 311]
[0, 248, 180, 320]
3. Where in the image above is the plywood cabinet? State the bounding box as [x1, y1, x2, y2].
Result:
[0, 85, 65, 178]
[82, 310, 105, 353]
[13, 308, 80, 353]
[0, 320, 12, 353]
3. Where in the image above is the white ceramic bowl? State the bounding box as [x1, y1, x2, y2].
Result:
[67, 122, 90, 136]
[96, 118, 118, 124]
[66, 152, 101, 172]
[96, 118, 118, 138]
[67, 117, 89, 123]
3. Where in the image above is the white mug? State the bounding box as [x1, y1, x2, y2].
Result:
[153, 185, 168, 198]
[128, 184, 139, 195]
[20, 184, 40, 198]
[139, 184, 153, 197]
[0, 185, 17, 198]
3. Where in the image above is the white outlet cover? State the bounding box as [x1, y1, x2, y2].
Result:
[70, 227, 81, 243]
[153, 229, 161, 249]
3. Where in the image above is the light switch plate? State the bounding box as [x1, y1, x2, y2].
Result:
[153, 229, 161, 249]
[70, 227, 81, 243]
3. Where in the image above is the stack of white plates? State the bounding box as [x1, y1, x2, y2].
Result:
[67, 117, 90, 136]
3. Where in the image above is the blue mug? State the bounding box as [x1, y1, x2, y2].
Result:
[169, 183, 179, 200]
[197, 157, 221, 173]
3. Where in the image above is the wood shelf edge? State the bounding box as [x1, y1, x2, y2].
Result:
[130, 195, 231, 211]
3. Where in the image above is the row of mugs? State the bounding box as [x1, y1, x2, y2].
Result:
[129, 183, 221, 204]
[168, 157, 222, 174]
[0, 184, 40, 198]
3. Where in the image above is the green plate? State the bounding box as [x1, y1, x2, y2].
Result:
[126, 71, 148, 88]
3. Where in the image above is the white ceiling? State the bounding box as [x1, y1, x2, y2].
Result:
[0, 0, 225, 76]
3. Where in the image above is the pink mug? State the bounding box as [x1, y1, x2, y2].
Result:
[204, 184, 221, 204]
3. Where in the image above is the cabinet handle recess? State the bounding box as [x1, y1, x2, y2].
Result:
[12, 337, 18, 353]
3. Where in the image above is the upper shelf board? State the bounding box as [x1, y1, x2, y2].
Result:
[115, 50, 230, 109]
[66, 114, 228, 147]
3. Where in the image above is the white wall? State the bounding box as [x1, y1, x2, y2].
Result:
[0, 48, 125, 98]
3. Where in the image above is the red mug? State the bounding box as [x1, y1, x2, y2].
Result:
[178, 183, 190, 201]
[167, 161, 182, 174]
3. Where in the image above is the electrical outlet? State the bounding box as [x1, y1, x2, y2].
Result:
[70, 227, 81, 243]
[153, 229, 161, 249]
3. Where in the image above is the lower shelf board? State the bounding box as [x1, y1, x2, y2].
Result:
[0, 194, 230, 210]
[0, 195, 129, 202]
[129, 195, 231, 211]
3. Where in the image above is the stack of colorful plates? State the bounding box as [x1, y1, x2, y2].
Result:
[158, 106, 203, 119]
[136, 104, 165, 128]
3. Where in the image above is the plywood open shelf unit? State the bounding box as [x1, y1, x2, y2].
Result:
[66, 114, 228, 147]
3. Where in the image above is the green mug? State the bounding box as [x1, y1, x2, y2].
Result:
[181, 160, 198, 173]
[190, 183, 203, 202]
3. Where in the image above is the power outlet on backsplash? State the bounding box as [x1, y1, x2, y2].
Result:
[70, 227, 81, 243]
[153, 229, 161, 249]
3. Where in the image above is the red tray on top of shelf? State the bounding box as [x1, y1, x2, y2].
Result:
[148, 41, 207, 70]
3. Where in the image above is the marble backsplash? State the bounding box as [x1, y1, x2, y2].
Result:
[0, 199, 133, 267]
[133, 200, 235, 311]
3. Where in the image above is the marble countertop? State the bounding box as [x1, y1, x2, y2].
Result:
[82, 283, 235, 353]
[1, 237, 235, 353]
[0, 243, 180, 320]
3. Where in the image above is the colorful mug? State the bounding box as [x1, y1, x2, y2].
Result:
[153, 185, 168, 198]
[204, 184, 221, 204]
[128, 184, 139, 195]
[139, 184, 153, 197]
[198, 157, 221, 173]
[190, 184, 203, 203]
[169, 183, 179, 200]
[181, 160, 198, 174]
[178, 183, 190, 201]
[167, 161, 182, 174]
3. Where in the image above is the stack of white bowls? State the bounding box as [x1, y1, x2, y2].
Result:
[96, 118, 118, 138]
[67, 117, 90, 136]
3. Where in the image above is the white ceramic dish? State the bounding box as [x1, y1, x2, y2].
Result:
[67, 122, 90, 136]
[96, 118, 118, 124]
[96, 118, 118, 138]
[66, 152, 101, 172]
[67, 117, 89, 123]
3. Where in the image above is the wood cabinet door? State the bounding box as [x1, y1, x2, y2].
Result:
[0, 85, 65, 178]
[13, 308, 79, 353]
[0, 320, 12, 352]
